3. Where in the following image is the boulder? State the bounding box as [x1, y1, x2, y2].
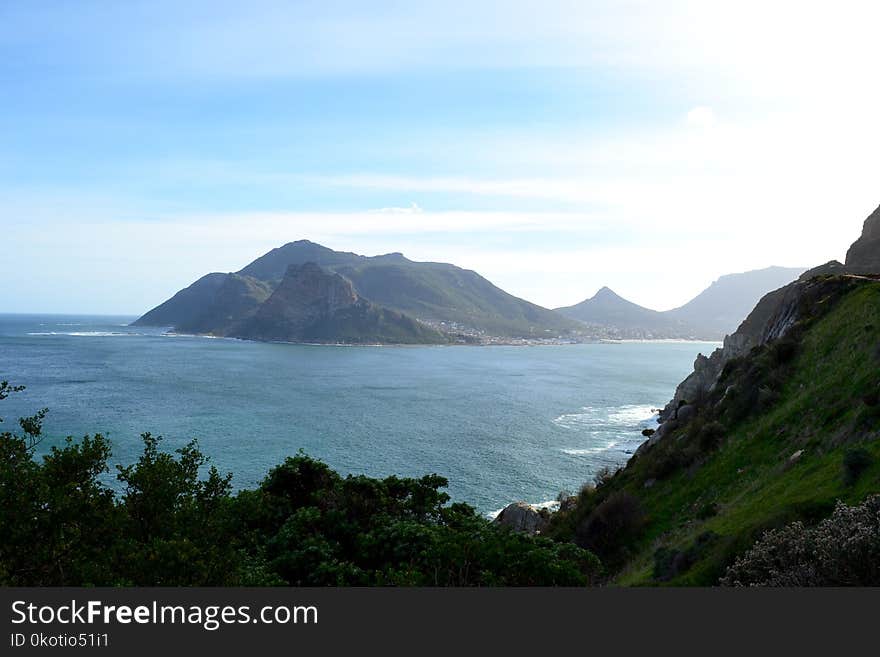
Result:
[676, 404, 696, 423]
[494, 502, 550, 535]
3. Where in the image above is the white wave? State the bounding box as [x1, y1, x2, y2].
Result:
[562, 441, 618, 456]
[27, 331, 135, 337]
[607, 404, 658, 426]
[486, 499, 561, 520]
[553, 404, 657, 431]
[552, 406, 600, 429]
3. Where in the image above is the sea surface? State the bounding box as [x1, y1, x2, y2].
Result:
[0, 314, 717, 515]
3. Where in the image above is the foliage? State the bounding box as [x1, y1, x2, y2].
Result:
[653, 531, 719, 582]
[574, 491, 645, 567]
[721, 496, 880, 586]
[842, 448, 873, 486]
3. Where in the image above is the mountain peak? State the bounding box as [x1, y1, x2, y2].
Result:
[594, 286, 620, 299]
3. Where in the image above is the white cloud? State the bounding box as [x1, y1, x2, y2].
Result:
[368, 202, 424, 215]
[686, 106, 716, 129]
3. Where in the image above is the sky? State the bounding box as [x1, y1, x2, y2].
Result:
[2, 0, 879, 314]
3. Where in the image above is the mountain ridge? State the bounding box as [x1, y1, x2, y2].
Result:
[556, 266, 806, 340]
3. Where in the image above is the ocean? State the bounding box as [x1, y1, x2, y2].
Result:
[0, 314, 716, 514]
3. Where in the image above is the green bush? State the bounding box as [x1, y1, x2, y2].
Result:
[697, 421, 726, 451]
[842, 448, 873, 486]
[575, 491, 645, 566]
[652, 532, 719, 582]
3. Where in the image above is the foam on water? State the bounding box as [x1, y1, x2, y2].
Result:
[562, 442, 618, 456]
[555, 404, 658, 459]
[28, 331, 136, 337]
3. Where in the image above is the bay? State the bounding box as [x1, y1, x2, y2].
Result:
[0, 314, 716, 514]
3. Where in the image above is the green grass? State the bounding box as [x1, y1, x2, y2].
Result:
[566, 280, 880, 586]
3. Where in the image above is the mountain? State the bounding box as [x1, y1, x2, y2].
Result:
[664, 266, 806, 338]
[557, 266, 806, 340]
[235, 263, 447, 344]
[555, 287, 689, 338]
[134, 240, 582, 342]
[544, 203, 880, 585]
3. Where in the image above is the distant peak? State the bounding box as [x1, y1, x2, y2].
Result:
[594, 286, 620, 299]
[284, 239, 323, 248]
[374, 251, 408, 262]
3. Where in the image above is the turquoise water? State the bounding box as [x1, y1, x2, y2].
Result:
[0, 314, 715, 514]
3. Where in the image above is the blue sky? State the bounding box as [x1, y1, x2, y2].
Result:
[2, 1, 879, 314]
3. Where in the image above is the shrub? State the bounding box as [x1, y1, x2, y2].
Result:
[721, 495, 880, 586]
[575, 491, 645, 564]
[643, 444, 687, 481]
[652, 532, 719, 582]
[842, 448, 873, 486]
[697, 421, 726, 451]
[770, 338, 798, 366]
[697, 501, 719, 520]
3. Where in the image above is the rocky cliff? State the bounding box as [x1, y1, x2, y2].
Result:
[233, 262, 447, 344]
[845, 204, 880, 273]
[646, 203, 880, 451]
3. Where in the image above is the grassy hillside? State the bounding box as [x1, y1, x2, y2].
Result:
[546, 277, 880, 585]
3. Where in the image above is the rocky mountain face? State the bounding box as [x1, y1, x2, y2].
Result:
[233, 262, 447, 344]
[845, 204, 880, 273]
[646, 203, 880, 449]
[641, 275, 856, 453]
[237, 263, 360, 340]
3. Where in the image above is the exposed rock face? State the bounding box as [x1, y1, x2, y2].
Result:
[845, 204, 880, 274]
[645, 203, 880, 447]
[642, 274, 865, 456]
[494, 502, 550, 535]
[233, 262, 447, 344]
[655, 281, 797, 426]
[269, 263, 356, 320]
[236, 263, 358, 341]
